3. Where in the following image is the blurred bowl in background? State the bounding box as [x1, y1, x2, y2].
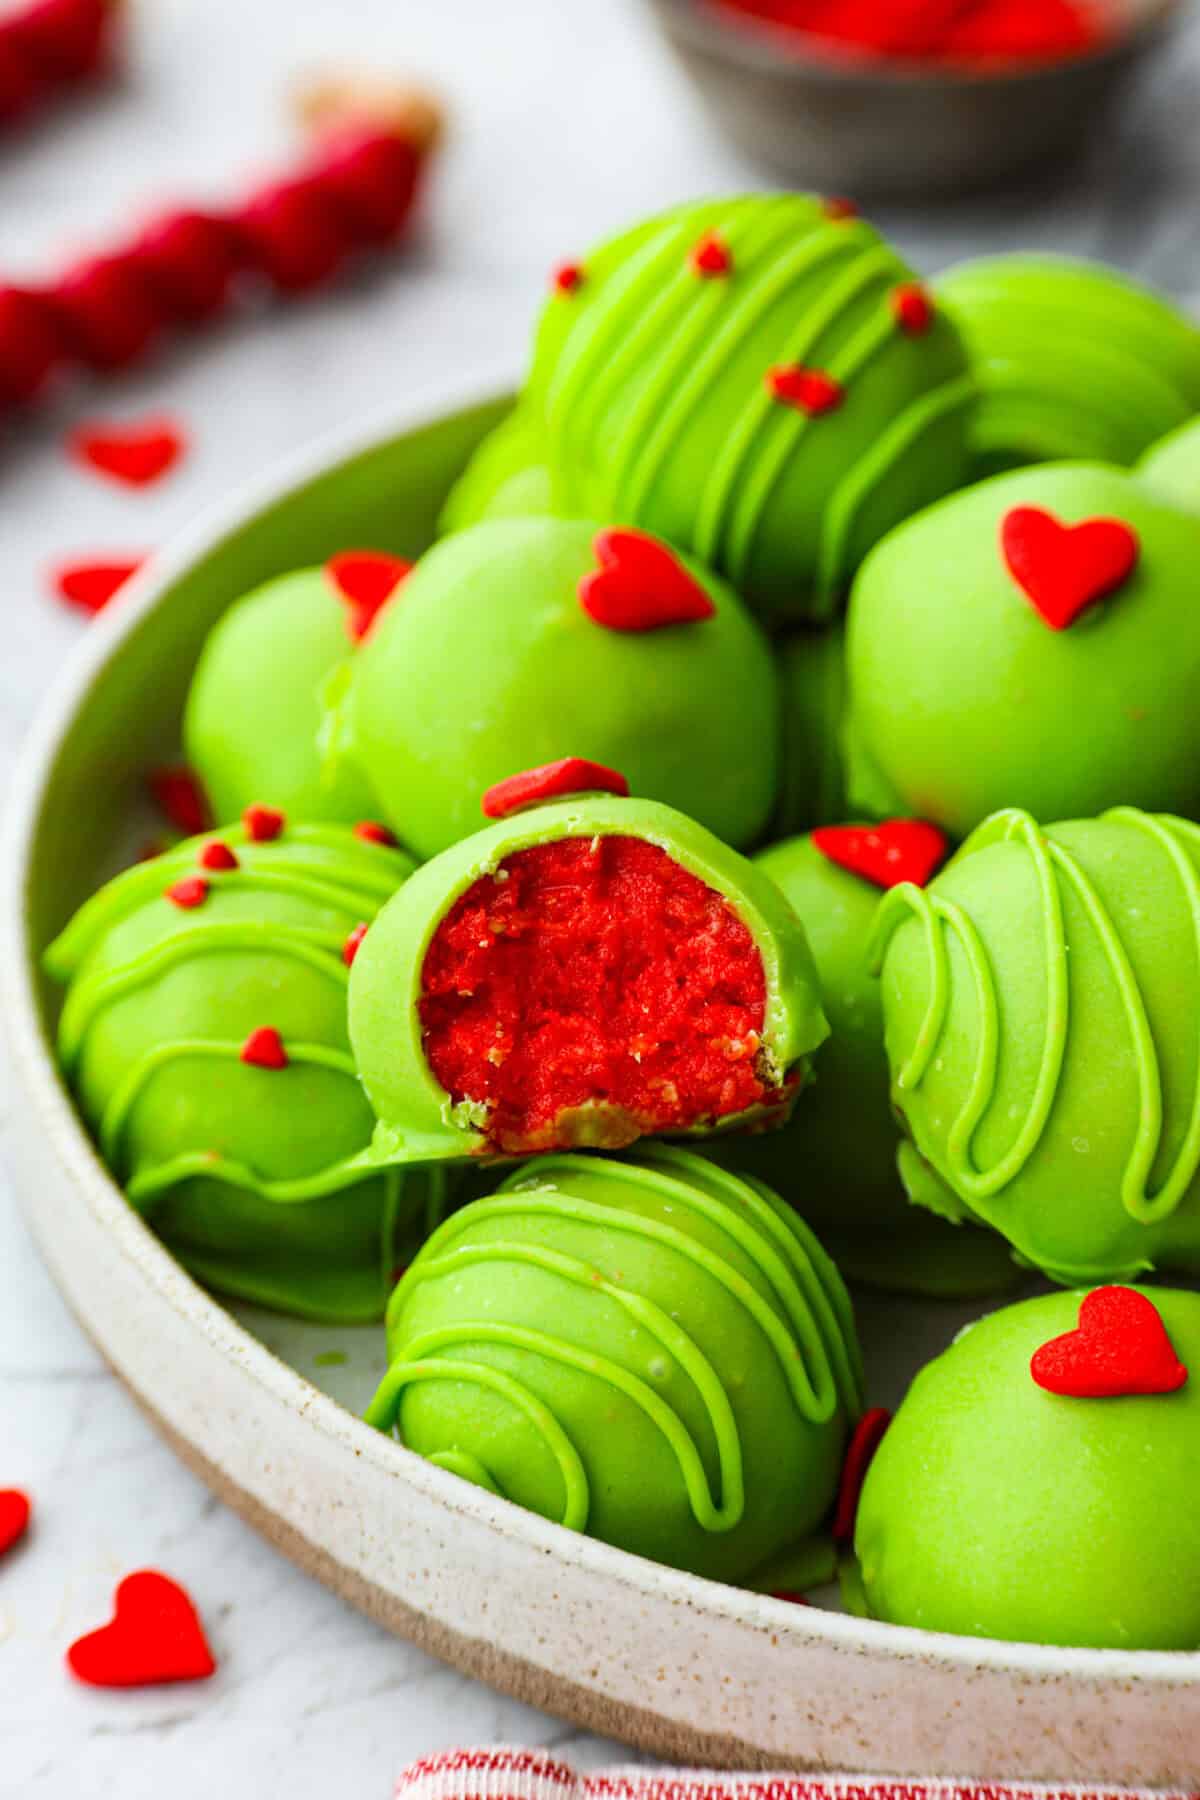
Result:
[643, 0, 1183, 200]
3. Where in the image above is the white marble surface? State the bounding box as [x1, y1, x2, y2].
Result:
[3, 0, 1200, 1793]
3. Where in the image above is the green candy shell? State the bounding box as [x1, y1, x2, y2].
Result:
[707, 833, 1016, 1299]
[45, 823, 422, 1322]
[438, 405, 557, 534]
[1137, 414, 1200, 515]
[529, 195, 976, 625]
[875, 806, 1200, 1285]
[936, 254, 1200, 475]
[366, 1145, 863, 1582]
[184, 569, 378, 826]
[775, 628, 847, 838]
[857, 1287, 1200, 1649]
[346, 516, 780, 859]
[348, 793, 828, 1167]
[845, 463, 1200, 839]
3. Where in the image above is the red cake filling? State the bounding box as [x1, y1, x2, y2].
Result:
[419, 836, 787, 1156]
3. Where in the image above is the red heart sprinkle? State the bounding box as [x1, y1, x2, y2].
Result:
[823, 196, 859, 220]
[53, 557, 143, 615]
[197, 840, 238, 872]
[69, 416, 187, 488]
[354, 820, 397, 847]
[149, 766, 210, 836]
[325, 549, 412, 643]
[243, 803, 285, 842]
[343, 922, 369, 967]
[482, 758, 630, 820]
[766, 364, 845, 416]
[832, 1407, 892, 1545]
[165, 876, 208, 910]
[553, 262, 584, 294]
[579, 528, 716, 632]
[1032, 1286, 1189, 1399]
[812, 820, 948, 890]
[891, 282, 935, 335]
[690, 231, 732, 277]
[0, 1490, 31, 1557]
[1001, 506, 1140, 630]
[241, 1026, 288, 1070]
[66, 1571, 216, 1689]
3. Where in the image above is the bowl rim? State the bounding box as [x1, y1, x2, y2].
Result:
[5, 366, 1200, 1693]
[648, 0, 1182, 88]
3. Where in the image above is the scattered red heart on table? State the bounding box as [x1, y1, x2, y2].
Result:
[67, 1570, 216, 1688]
[1001, 506, 1139, 630]
[1032, 1286, 1189, 1399]
[579, 529, 715, 632]
[832, 1407, 892, 1544]
[0, 1489, 31, 1556]
[69, 416, 188, 488]
[149, 765, 211, 836]
[813, 820, 948, 890]
[53, 557, 144, 615]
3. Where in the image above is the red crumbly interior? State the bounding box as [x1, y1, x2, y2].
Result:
[419, 835, 787, 1156]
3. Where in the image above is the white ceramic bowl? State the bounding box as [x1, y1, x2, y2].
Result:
[5, 376, 1200, 1782]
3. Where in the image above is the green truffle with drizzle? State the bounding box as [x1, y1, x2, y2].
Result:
[44, 817, 432, 1322]
[366, 1146, 863, 1581]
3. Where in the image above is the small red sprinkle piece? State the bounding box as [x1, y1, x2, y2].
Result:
[149, 766, 210, 836]
[197, 840, 238, 872]
[766, 364, 845, 416]
[325, 549, 412, 643]
[690, 231, 732, 277]
[66, 1571, 216, 1689]
[242, 803, 285, 842]
[165, 876, 208, 910]
[891, 282, 935, 336]
[1032, 1286, 1189, 1399]
[240, 1026, 288, 1070]
[1002, 506, 1140, 631]
[343, 922, 369, 967]
[770, 1590, 811, 1606]
[579, 528, 716, 632]
[354, 820, 397, 847]
[53, 557, 144, 615]
[813, 820, 948, 891]
[823, 196, 859, 220]
[553, 262, 584, 294]
[69, 416, 187, 488]
[832, 1407, 892, 1546]
[0, 1489, 31, 1557]
[482, 758, 630, 821]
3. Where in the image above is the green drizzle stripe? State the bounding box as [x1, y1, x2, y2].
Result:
[57, 922, 348, 1070]
[100, 1038, 359, 1171]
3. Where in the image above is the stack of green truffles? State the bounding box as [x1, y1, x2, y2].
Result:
[46, 193, 1200, 1649]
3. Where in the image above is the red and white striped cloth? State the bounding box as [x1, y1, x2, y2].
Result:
[395, 1748, 1193, 1800]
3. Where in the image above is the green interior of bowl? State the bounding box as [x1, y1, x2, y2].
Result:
[24, 393, 511, 1002]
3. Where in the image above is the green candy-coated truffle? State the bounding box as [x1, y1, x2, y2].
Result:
[845, 464, 1200, 838]
[708, 833, 1016, 1298]
[874, 806, 1200, 1286]
[529, 195, 976, 624]
[45, 822, 430, 1322]
[348, 791, 828, 1167]
[1137, 414, 1200, 514]
[185, 568, 378, 826]
[346, 517, 779, 858]
[936, 254, 1200, 475]
[366, 1145, 863, 1582]
[438, 405, 556, 535]
[775, 628, 847, 838]
[857, 1287, 1200, 1649]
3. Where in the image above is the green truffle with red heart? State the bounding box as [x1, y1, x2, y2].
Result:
[845, 464, 1200, 837]
[856, 1284, 1200, 1649]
